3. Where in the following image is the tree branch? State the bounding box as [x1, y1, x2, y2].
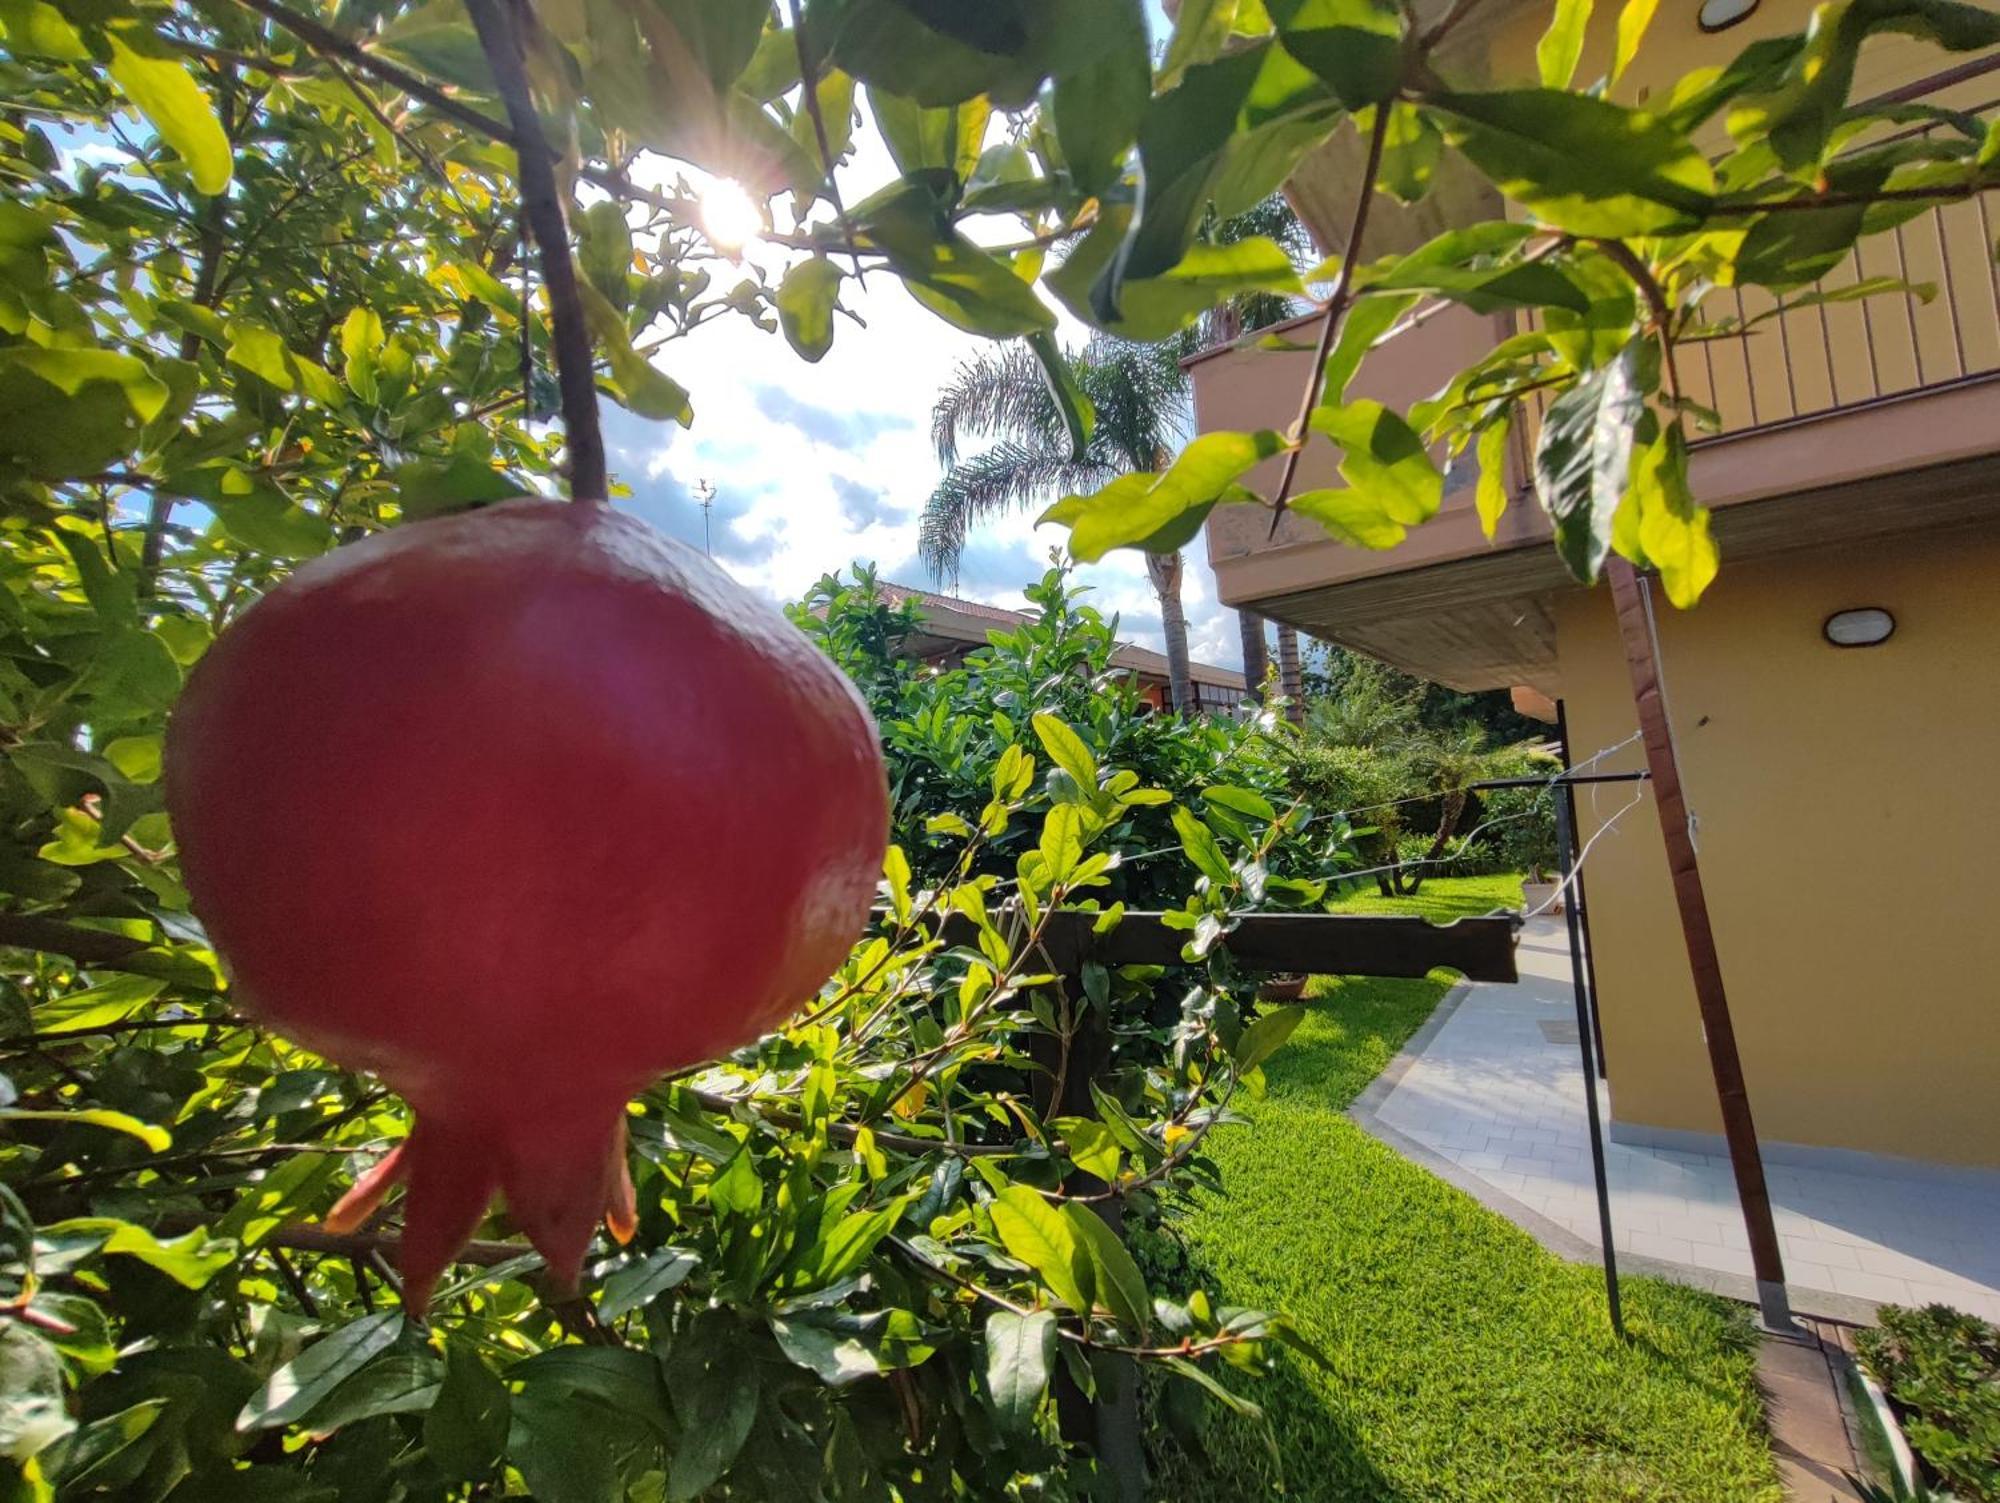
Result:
[466, 0, 606, 500]
[785, 0, 864, 285]
[1270, 99, 1396, 527]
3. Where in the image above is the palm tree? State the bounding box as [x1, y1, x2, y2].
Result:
[921, 337, 1203, 711]
[919, 194, 1316, 713]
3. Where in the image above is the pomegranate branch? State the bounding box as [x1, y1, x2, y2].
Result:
[466, 0, 606, 500]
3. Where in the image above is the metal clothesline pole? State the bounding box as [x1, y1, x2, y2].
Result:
[1554, 784, 1624, 1339]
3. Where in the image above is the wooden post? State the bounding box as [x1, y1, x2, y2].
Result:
[1603, 558, 1791, 1329]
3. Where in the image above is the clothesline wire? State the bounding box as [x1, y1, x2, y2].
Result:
[1522, 782, 1651, 921]
[971, 731, 1651, 899]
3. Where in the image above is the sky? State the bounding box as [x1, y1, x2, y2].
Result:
[603, 3, 1253, 675]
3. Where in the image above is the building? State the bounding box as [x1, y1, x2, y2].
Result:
[1188, 3, 2000, 1171]
[874, 582, 1251, 715]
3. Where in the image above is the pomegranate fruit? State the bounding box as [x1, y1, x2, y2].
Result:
[165, 498, 888, 1311]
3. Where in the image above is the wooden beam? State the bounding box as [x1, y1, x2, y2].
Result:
[1605, 558, 1791, 1329]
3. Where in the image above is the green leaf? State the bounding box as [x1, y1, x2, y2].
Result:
[425, 1340, 510, 1485]
[868, 88, 990, 178]
[1171, 806, 1233, 885]
[33, 974, 165, 1034]
[577, 281, 694, 425]
[1301, 398, 1444, 545]
[44, 1220, 235, 1288]
[1050, 0, 1149, 194]
[1236, 1005, 1305, 1070]
[0, 348, 169, 479]
[1374, 101, 1442, 203]
[988, 1185, 1088, 1310]
[800, 1201, 905, 1286]
[1321, 291, 1418, 406]
[596, 1246, 698, 1320]
[104, 25, 232, 196]
[1475, 411, 1513, 540]
[1268, 0, 1404, 109]
[1611, 0, 1660, 84]
[1031, 714, 1097, 792]
[209, 484, 334, 560]
[235, 1312, 402, 1432]
[43, 1399, 165, 1492]
[1059, 1119, 1122, 1181]
[1536, 0, 1593, 89]
[1624, 422, 1717, 607]
[1042, 430, 1283, 561]
[1203, 785, 1276, 822]
[1063, 1204, 1150, 1333]
[983, 1309, 1055, 1435]
[664, 1358, 756, 1499]
[0, 1108, 169, 1152]
[577, 200, 635, 308]
[1114, 237, 1307, 341]
[776, 257, 842, 362]
[304, 1352, 443, 1433]
[0, 0, 86, 60]
[1430, 90, 1714, 235]
[1027, 331, 1096, 461]
[225, 321, 295, 390]
[1368, 251, 1591, 316]
[1110, 42, 1339, 300]
[1533, 338, 1651, 583]
[767, 1311, 899, 1386]
[708, 1147, 763, 1218]
[860, 189, 1054, 337]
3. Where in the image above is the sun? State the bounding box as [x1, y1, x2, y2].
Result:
[699, 178, 765, 252]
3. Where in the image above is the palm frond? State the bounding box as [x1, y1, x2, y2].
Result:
[919, 442, 1116, 581]
[930, 342, 1068, 466]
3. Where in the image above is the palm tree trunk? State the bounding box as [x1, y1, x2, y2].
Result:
[1147, 550, 1194, 715]
[1237, 610, 1269, 703]
[1404, 789, 1468, 896]
[1275, 623, 1305, 723]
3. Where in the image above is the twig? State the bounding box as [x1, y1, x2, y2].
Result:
[785, 0, 864, 285]
[1269, 100, 1396, 529]
[1710, 180, 1996, 215]
[0, 913, 217, 986]
[269, 1245, 321, 1316]
[886, 1236, 1254, 1359]
[0, 1014, 250, 1051]
[230, 0, 515, 145]
[466, 0, 606, 500]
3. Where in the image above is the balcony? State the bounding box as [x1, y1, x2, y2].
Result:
[1192, 66, 2000, 691]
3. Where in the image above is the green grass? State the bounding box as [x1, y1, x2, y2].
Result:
[1150, 875, 1781, 1502]
[1324, 869, 1528, 920]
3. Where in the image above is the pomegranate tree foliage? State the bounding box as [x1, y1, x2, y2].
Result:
[1, 0, 1997, 1494]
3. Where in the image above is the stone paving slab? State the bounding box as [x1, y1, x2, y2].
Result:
[1351, 919, 2000, 1324]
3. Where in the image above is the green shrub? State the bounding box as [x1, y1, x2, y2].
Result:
[1859, 1303, 2000, 1502]
[792, 564, 1348, 911]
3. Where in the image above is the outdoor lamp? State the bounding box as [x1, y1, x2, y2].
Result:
[1822, 608, 1896, 648]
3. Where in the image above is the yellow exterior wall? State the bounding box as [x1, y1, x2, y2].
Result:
[1554, 525, 2000, 1167]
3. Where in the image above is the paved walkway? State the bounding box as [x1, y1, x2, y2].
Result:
[1350, 919, 2000, 1323]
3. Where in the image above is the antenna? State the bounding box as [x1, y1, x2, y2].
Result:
[692, 478, 716, 557]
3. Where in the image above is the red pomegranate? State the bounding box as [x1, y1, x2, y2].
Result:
[166, 498, 888, 1311]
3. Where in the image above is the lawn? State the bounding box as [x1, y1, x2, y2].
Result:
[1149, 875, 1781, 1502]
[1325, 869, 1531, 920]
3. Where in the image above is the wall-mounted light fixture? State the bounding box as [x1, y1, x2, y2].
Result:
[1823, 607, 1896, 648]
[1699, 0, 1760, 29]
